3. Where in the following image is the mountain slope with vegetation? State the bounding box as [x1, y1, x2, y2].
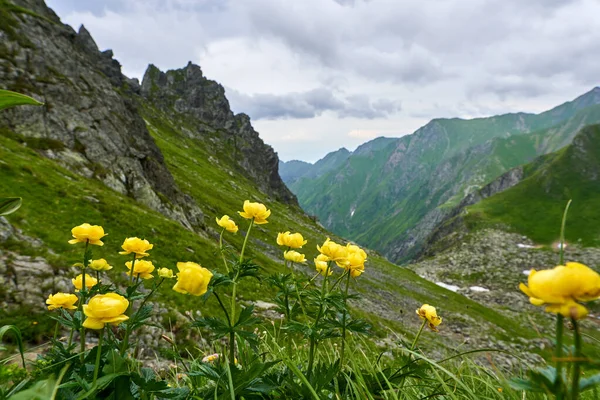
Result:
[286, 88, 600, 262]
[465, 123, 600, 247]
[407, 125, 600, 328]
[0, 0, 546, 364]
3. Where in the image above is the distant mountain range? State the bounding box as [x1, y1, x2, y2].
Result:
[280, 87, 600, 262]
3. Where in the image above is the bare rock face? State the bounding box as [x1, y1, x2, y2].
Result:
[141, 63, 298, 206]
[0, 0, 203, 230]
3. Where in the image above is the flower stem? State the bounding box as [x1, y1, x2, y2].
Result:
[120, 255, 139, 356]
[410, 319, 428, 351]
[214, 292, 235, 365]
[227, 219, 254, 364]
[329, 270, 348, 292]
[571, 318, 582, 400]
[340, 271, 351, 366]
[92, 328, 104, 386]
[129, 255, 137, 283]
[556, 314, 565, 400]
[52, 320, 59, 343]
[559, 199, 572, 265]
[79, 240, 90, 363]
[219, 228, 230, 274]
[307, 262, 331, 378]
[239, 219, 254, 264]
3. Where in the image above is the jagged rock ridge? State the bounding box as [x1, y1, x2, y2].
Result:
[140, 63, 297, 206]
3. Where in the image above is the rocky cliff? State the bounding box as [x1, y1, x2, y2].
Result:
[0, 0, 204, 229]
[140, 63, 297, 206]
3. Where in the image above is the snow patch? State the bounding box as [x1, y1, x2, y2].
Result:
[469, 286, 489, 292]
[517, 243, 535, 249]
[435, 282, 460, 292]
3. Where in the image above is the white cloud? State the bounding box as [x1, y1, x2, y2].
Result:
[46, 0, 600, 161]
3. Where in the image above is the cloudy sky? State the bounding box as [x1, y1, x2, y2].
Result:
[47, 0, 600, 162]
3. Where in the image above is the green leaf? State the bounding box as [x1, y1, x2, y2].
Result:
[0, 90, 43, 111]
[128, 304, 153, 331]
[235, 305, 260, 328]
[0, 197, 22, 216]
[0, 325, 25, 367]
[509, 378, 543, 392]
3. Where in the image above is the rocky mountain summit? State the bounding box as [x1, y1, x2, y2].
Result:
[141, 62, 297, 205]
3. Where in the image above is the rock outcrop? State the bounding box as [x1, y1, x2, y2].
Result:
[0, 0, 205, 229]
[141, 63, 297, 205]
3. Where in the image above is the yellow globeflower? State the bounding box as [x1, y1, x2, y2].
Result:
[72, 274, 98, 291]
[89, 258, 113, 271]
[216, 215, 239, 233]
[284, 250, 306, 263]
[314, 254, 332, 276]
[519, 262, 600, 320]
[349, 265, 364, 278]
[125, 259, 155, 280]
[158, 268, 174, 279]
[173, 262, 213, 296]
[277, 231, 308, 249]
[82, 293, 129, 330]
[317, 238, 348, 267]
[68, 223, 107, 246]
[119, 237, 153, 258]
[46, 292, 78, 311]
[545, 300, 589, 320]
[416, 304, 442, 332]
[345, 244, 367, 277]
[238, 200, 271, 224]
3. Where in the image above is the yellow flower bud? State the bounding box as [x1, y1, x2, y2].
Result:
[89, 258, 113, 271]
[216, 215, 239, 233]
[314, 254, 332, 276]
[125, 259, 155, 280]
[119, 237, 153, 258]
[277, 231, 307, 249]
[158, 268, 174, 279]
[416, 304, 442, 332]
[238, 200, 271, 224]
[284, 250, 306, 263]
[82, 293, 129, 330]
[172, 262, 213, 296]
[68, 223, 107, 246]
[46, 292, 78, 311]
[72, 274, 98, 292]
[202, 353, 220, 363]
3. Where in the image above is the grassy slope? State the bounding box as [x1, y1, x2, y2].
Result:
[290, 92, 600, 261]
[142, 104, 540, 344]
[466, 124, 600, 247]
[0, 103, 539, 351]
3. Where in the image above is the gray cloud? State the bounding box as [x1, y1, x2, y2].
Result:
[227, 88, 400, 120]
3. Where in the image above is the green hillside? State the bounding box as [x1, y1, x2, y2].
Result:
[288, 89, 600, 262]
[466, 124, 600, 247]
